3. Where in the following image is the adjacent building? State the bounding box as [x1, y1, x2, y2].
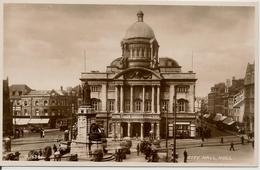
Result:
[80, 11, 197, 140]
[10, 85, 78, 129]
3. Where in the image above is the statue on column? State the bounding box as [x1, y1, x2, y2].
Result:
[82, 81, 91, 105]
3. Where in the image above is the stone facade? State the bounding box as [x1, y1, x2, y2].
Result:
[80, 11, 197, 139]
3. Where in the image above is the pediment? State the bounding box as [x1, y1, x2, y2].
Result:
[113, 67, 162, 80]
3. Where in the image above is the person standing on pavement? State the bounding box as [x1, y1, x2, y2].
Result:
[221, 137, 224, 144]
[241, 136, 244, 145]
[136, 143, 140, 156]
[230, 141, 235, 151]
[40, 128, 43, 138]
[183, 149, 188, 163]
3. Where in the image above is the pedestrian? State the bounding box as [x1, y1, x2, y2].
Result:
[40, 128, 43, 138]
[21, 128, 24, 137]
[136, 143, 140, 156]
[42, 129, 45, 138]
[183, 149, 188, 163]
[252, 140, 254, 148]
[241, 136, 244, 145]
[230, 141, 235, 151]
[221, 137, 224, 144]
[201, 135, 204, 142]
[53, 144, 57, 153]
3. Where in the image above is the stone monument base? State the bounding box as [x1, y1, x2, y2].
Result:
[70, 140, 104, 160]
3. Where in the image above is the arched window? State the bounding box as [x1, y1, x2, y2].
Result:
[44, 100, 48, 106]
[35, 101, 39, 106]
[24, 101, 27, 106]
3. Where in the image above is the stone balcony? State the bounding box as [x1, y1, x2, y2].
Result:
[112, 112, 160, 121]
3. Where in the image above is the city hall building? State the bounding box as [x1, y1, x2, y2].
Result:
[80, 11, 197, 140]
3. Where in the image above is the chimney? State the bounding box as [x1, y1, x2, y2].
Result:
[232, 76, 235, 81]
[60, 86, 63, 91]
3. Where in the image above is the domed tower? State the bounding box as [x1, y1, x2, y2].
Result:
[120, 10, 159, 69]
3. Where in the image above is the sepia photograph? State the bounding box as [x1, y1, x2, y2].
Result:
[1, 0, 258, 166]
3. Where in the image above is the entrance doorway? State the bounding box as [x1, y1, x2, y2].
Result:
[143, 122, 151, 137]
[131, 123, 140, 138]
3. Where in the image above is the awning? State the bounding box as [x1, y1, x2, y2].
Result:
[227, 121, 236, 125]
[213, 113, 222, 121]
[13, 118, 30, 125]
[220, 116, 227, 121]
[223, 117, 234, 125]
[28, 118, 50, 124]
[203, 114, 210, 118]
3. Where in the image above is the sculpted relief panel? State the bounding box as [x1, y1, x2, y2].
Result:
[124, 70, 152, 80]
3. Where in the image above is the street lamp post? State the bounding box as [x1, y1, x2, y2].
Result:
[163, 105, 168, 162]
[173, 90, 177, 163]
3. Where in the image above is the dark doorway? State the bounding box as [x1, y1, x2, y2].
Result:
[143, 122, 151, 137]
[161, 118, 166, 139]
[131, 122, 140, 138]
[121, 122, 128, 137]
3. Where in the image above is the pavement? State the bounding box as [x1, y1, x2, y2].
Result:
[4, 128, 256, 164]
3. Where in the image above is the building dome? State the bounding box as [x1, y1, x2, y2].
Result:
[110, 57, 122, 68]
[159, 57, 180, 68]
[124, 10, 155, 39]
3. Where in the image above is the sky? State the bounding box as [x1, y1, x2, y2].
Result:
[3, 4, 256, 97]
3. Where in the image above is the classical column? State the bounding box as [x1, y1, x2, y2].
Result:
[118, 122, 121, 139]
[113, 122, 116, 139]
[128, 122, 131, 137]
[142, 86, 145, 113]
[156, 123, 160, 139]
[130, 85, 133, 113]
[151, 123, 154, 134]
[141, 123, 144, 140]
[115, 86, 119, 113]
[120, 85, 124, 113]
[152, 86, 155, 113]
[157, 86, 160, 114]
[169, 85, 175, 113]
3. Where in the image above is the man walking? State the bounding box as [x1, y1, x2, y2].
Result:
[230, 141, 235, 151]
[241, 136, 244, 145]
[183, 149, 188, 163]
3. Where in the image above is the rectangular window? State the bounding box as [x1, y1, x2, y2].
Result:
[92, 100, 99, 111]
[161, 100, 169, 112]
[135, 101, 141, 112]
[108, 100, 115, 112]
[108, 85, 115, 91]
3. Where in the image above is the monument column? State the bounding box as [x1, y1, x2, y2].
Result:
[113, 122, 116, 139]
[115, 86, 119, 113]
[128, 122, 131, 137]
[120, 85, 124, 113]
[152, 86, 155, 113]
[141, 123, 144, 140]
[156, 123, 160, 139]
[118, 122, 121, 139]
